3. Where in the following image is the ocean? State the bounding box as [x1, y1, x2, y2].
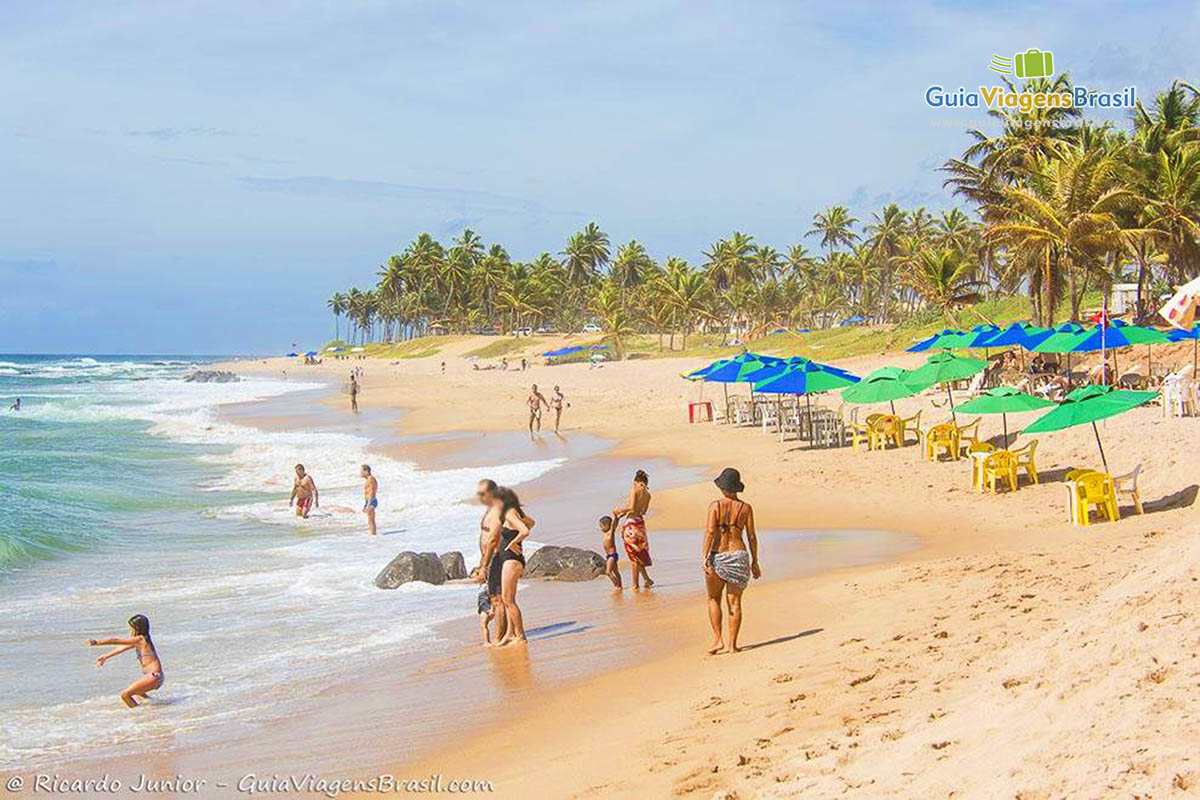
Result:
[0, 355, 565, 769]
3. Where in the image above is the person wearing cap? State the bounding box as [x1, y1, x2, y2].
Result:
[702, 467, 760, 654]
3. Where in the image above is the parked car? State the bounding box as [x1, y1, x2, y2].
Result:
[535, 326, 556, 334]
[582, 323, 602, 333]
[516, 327, 533, 336]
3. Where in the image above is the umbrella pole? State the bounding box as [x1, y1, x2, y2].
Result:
[1147, 344, 1151, 383]
[1092, 421, 1109, 474]
[1067, 352, 1072, 390]
[946, 383, 957, 425]
[889, 400, 896, 415]
[1113, 349, 1119, 386]
[1003, 413, 1009, 447]
[806, 394, 813, 446]
[1194, 338, 1198, 376]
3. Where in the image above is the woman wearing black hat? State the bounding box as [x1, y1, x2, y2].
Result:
[702, 468, 760, 654]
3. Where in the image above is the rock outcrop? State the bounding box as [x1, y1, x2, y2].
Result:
[525, 545, 606, 581]
[375, 551, 447, 588]
[439, 551, 468, 580]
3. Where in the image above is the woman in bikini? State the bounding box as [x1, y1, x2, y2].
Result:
[86, 614, 164, 707]
[702, 468, 761, 654]
[551, 385, 568, 432]
[492, 486, 534, 647]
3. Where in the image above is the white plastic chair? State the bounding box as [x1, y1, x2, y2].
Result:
[1112, 464, 1145, 515]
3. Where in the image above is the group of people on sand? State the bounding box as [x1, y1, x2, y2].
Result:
[526, 384, 568, 433]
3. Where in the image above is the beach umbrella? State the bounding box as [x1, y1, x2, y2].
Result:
[304, 350, 317, 357]
[755, 361, 860, 442]
[1056, 324, 1170, 384]
[286, 352, 299, 357]
[956, 386, 1054, 444]
[686, 354, 784, 408]
[1166, 323, 1200, 374]
[978, 321, 1052, 350]
[907, 329, 966, 353]
[1024, 385, 1157, 473]
[902, 351, 987, 424]
[944, 324, 1003, 351]
[841, 366, 923, 414]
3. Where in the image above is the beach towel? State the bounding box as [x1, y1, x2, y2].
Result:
[622, 516, 652, 566]
[712, 550, 751, 588]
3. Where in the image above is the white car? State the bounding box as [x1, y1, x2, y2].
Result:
[516, 327, 533, 336]
[581, 324, 602, 333]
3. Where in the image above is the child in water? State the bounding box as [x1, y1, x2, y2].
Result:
[600, 515, 622, 588]
[86, 614, 164, 707]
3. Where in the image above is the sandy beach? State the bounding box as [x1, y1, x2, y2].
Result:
[218, 337, 1199, 799]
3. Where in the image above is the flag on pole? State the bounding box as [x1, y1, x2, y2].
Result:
[1159, 275, 1200, 330]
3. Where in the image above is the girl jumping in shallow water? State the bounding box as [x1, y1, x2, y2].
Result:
[86, 614, 164, 707]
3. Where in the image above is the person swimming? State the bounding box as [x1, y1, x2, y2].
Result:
[86, 614, 164, 707]
[599, 515, 622, 589]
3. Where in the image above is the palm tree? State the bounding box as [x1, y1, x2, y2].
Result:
[807, 206, 859, 253]
[905, 248, 985, 322]
[326, 291, 346, 340]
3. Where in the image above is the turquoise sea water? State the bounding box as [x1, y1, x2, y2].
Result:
[0, 355, 564, 768]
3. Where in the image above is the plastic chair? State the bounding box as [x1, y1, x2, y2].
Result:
[1064, 468, 1098, 522]
[1074, 472, 1119, 525]
[925, 423, 960, 461]
[953, 418, 981, 455]
[967, 442, 995, 490]
[899, 410, 922, 447]
[1010, 439, 1039, 485]
[871, 414, 903, 450]
[1112, 464, 1144, 515]
[981, 450, 1018, 494]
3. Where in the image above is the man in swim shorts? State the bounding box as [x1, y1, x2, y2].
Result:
[527, 384, 549, 432]
[472, 479, 506, 645]
[289, 464, 318, 518]
[361, 464, 378, 535]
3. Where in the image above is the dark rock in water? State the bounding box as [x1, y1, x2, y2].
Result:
[525, 545, 605, 581]
[184, 370, 240, 384]
[375, 551, 447, 588]
[439, 551, 467, 580]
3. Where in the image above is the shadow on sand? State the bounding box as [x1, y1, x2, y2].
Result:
[739, 627, 823, 652]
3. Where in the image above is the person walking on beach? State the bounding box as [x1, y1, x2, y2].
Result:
[289, 464, 319, 518]
[613, 469, 654, 589]
[349, 374, 359, 412]
[361, 464, 378, 535]
[551, 385, 568, 432]
[527, 384, 549, 432]
[702, 468, 760, 655]
[85, 614, 164, 707]
[490, 486, 533, 646]
[473, 479, 506, 646]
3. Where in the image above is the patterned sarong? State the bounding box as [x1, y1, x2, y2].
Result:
[622, 516, 652, 566]
[713, 550, 751, 588]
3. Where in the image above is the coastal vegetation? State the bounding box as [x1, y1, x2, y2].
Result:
[326, 79, 1200, 357]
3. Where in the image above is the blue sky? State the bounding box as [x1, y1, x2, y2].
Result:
[1, 0, 1195, 354]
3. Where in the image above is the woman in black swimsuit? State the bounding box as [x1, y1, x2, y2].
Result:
[493, 486, 534, 647]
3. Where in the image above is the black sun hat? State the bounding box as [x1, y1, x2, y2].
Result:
[714, 467, 744, 493]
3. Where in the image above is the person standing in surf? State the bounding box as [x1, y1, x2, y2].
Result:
[289, 464, 318, 518]
[349, 374, 359, 412]
[701, 468, 760, 655]
[491, 486, 533, 647]
[527, 384, 549, 433]
[472, 479, 506, 646]
[86, 614, 164, 707]
[613, 469, 654, 589]
[361, 464, 378, 535]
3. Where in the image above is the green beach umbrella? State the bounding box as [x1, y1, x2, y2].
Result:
[754, 360, 860, 443]
[956, 385, 1054, 443]
[841, 366, 924, 414]
[902, 351, 987, 423]
[1023, 385, 1157, 472]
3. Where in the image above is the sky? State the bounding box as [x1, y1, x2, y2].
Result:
[1, 0, 1196, 354]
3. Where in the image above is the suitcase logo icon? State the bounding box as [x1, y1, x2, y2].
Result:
[988, 49, 1055, 79]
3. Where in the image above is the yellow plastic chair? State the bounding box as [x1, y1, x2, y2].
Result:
[1064, 468, 1099, 522]
[953, 418, 981, 455]
[1010, 439, 1039, 485]
[871, 414, 903, 450]
[1074, 472, 1119, 525]
[846, 411, 873, 452]
[899, 410, 922, 447]
[967, 442, 995, 490]
[981, 450, 1018, 494]
[925, 423, 960, 461]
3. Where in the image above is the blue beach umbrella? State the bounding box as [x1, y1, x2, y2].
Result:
[754, 360, 860, 440]
[979, 321, 1053, 350]
[304, 350, 318, 357]
[1166, 323, 1200, 373]
[908, 329, 966, 352]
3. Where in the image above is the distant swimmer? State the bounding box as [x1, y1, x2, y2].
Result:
[613, 469, 653, 589]
[289, 464, 319, 518]
[86, 614, 164, 708]
[349, 374, 359, 412]
[527, 384, 549, 433]
[551, 385, 568, 432]
[702, 468, 760, 655]
[361, 464, 378, 535]
[8, 398, 19, 411]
